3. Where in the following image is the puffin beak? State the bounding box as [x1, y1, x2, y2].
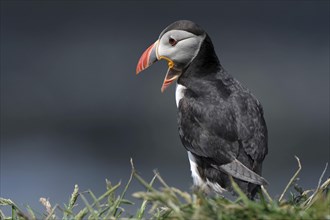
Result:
[136, 40, 159, 74]
[136, 40, 182, 93]
[160, 63, 181, 93]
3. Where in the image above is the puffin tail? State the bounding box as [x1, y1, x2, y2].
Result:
[216, 159, 268, 185]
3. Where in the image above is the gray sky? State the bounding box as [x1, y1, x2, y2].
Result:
[1, 0, 329, 215]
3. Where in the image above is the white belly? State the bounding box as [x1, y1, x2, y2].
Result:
[175, 84, 186, 107]
[188, 151, 204, 186]
[187, 151, 226, 194]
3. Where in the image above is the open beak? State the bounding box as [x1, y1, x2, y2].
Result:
[136, 40, 182, 92]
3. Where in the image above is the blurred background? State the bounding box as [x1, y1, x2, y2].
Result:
[1, 0, 329, 214]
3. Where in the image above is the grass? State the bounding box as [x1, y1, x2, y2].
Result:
[1, 158, 329, 220]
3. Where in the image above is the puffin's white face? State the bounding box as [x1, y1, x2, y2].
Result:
[136, 28, 205, 92]
[157, 30, 205, 70]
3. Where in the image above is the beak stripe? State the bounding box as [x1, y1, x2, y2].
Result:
[136, 42, 157, 74]
[136, 40, 181, 93]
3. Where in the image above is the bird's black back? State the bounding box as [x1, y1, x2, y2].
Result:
[177, 34, 268, 198]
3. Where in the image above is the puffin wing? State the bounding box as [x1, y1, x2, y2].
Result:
[233, 92, 268, 162]
[178, 87, 268, 184]
[214, 159, 268, 185]
[178, 95, 239, 165]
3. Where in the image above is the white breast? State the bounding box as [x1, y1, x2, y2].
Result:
[188, 151, 226, 194]
[175, 84, 186, 107]
[188, 151, 204, 186]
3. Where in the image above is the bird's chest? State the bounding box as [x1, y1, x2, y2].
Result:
[175, 84, 187, 108]
[176, 84, 193, 141]
[176, 84, 205, 143]
[176, 83, 218, 123]
[176, 83, 236, 145]
[176, 84, 198, 128]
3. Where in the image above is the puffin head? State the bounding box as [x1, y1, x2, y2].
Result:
[136, 20, 207, 92]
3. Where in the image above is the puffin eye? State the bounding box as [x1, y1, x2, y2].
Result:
[169, 37, 177, 46]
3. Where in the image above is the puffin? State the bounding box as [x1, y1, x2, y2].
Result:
[136, 20, 268, 199]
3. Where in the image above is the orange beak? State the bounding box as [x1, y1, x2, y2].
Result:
[136, 40, 159, 75]
[136, 40, 182, 92]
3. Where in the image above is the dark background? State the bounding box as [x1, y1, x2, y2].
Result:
[1, 0, 329, 214]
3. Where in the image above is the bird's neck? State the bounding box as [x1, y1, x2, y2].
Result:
[178, 35, 232, 86]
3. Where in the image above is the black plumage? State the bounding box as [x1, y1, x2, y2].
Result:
[171, 21, 268, 199]
[137, 20, 268, 199]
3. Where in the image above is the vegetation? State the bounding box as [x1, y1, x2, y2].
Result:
[1, 157, 329, 220]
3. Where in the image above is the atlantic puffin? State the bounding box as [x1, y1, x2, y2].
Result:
[136, 20, 268, 199]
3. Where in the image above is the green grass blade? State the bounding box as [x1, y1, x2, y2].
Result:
[279, 156, 302, 202]
[136, 174, 157, 219]
[113, 159, 135, 217]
